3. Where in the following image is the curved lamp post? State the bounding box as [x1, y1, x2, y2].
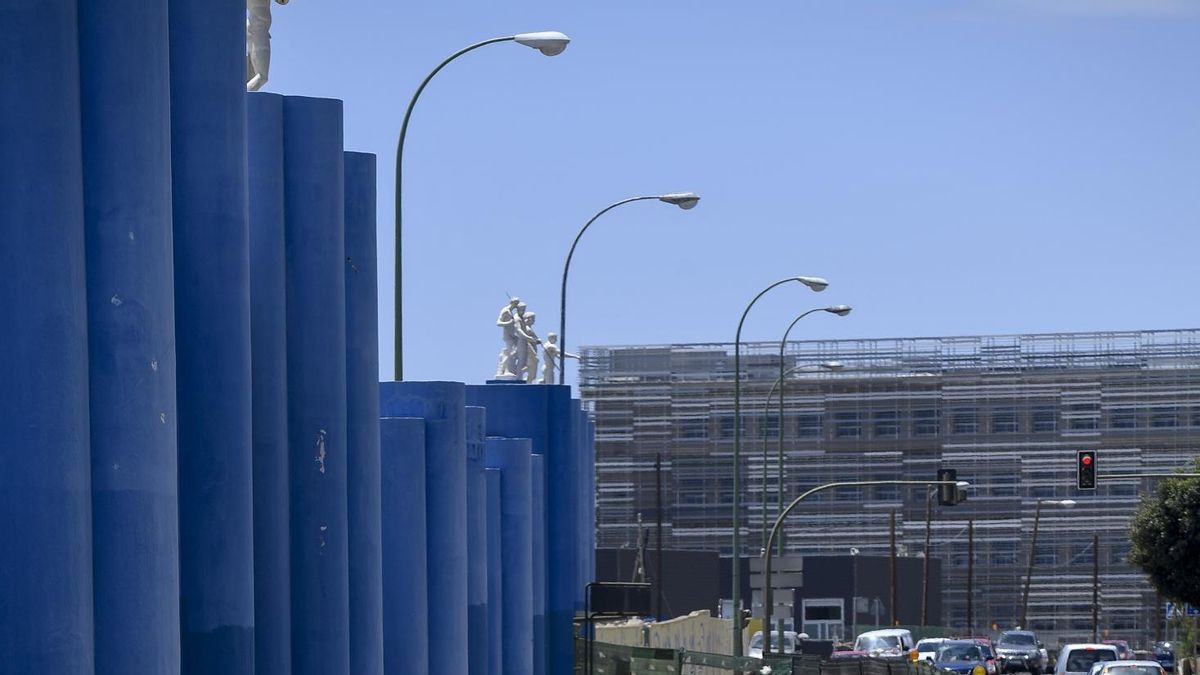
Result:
[762, 478, 970, 656]
[558, 193, 700, 384]
[758, 358, 845, 551]
[393, 30, 571, 380]
[1019, 498, 1076, 627]
[730, 275, 828, 656]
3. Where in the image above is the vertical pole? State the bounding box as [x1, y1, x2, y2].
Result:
[890, 511, 898, 626]
[1156, 591, 1163, 645]
[967, 520, 975, 634]
[922, 490, 932, 626]
[1092, 533, 1100, 643]
[656, 452, 665, 621]
[1021, 501, 1043, 628]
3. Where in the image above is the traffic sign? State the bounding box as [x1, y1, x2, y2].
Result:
[1189, 604, 1200, 617]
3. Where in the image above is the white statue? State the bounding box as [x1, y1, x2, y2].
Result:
[520, 311, 541, 383]
[539, 332, 578, 384]
[495, 298, 530, 379]
[246, 0, 289, 92]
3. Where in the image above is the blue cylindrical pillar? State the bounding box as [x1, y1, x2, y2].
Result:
[168, 1, 255, 671]
[530, 453, 547, 675]
[247, 91, 290, 675]
[379, 381, 467, 675]
[344, 150, 383, 675]
[586, 419, 597, 585]
[485, 468, 504, 675]
[466, 406, 488, 675]
[546, 387, 579, 674]
[77, 1, 178, 672]
[573, 404, 587, 612]
[380, 417, 428, 675]
[485, 438, 533, 675]
[0, 2, 93, 672]
[283, 95, 349, 675]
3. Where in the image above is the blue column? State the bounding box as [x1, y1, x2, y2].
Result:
[380, 381, 468, 675]
[485, 469, 504, 675]
[345, 151, 383, 675]
[0, 2, 92, 672]
[380, 418, 428, 675]
[546, 387, 579, 674]
[586, 419, 597, 585]
[574, 404, 587, 612]
[485, 438, 534, 675]
[77, 1, 178, 673]
[466, 406, 488, 675]
[168, 1, 254, 671]
[283, 95, 349, 675]
[247, 91, 290, 675]
[530, 453, 547, 675]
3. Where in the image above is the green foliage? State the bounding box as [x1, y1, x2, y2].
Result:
[1129, 462, 1200, 607]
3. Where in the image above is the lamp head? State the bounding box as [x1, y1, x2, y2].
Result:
[820, 361, 845, 371]
[513, 31, 571, 56]
[658, 192, 701, 210]
[1057, 499, 1078, 508]
[825, 305, 852, 316]
[796, 276, 829, 292]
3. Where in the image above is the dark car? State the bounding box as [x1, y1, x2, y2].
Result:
[997, 630, 1047, 674]
[1153, 643, 1176, 673]
[937, 640, 994, 675]
[1103, 641, 1132, 661]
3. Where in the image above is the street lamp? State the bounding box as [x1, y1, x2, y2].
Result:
[730, 275, 828, 656]
[1019, 498, 1077, 627]
[392, 31, 571, 380]
[758, 358, 845, 551]
[557, 193, 701, 384]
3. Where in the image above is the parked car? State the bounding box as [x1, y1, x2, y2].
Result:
[936, 640, 995, 675]
[1153, 643, 1176, 673]
[748, 630, 799, 659]
[831, 650, 869, 660]
[854, 628, 916, 661]
[1087, 661, 1167, 675]
[977, 641, 1002, 675]
[1055, 644, 1120, 675]
[919, 638, 952, 663]
[997, 630, 1047, 674]
[1102, 641, 1133, 660]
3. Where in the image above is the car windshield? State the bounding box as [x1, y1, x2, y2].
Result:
[857, 635, 901, 651]
[1001, 634, 1036, 646]
[749, 632, 795, 651]
[939, 644, 983, 662]
[1103, 667, 1162, 675]
[1065, 649, 1117, 672]
[917, 640, 945, 652]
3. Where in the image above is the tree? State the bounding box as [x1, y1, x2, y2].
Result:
[1129, 463, 1200, 608]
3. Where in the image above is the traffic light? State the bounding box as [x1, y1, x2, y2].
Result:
[1077, 450, 1097, 490]
[938, 468, 968, 506]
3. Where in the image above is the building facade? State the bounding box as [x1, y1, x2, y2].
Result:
[579, 329, 1200, 646]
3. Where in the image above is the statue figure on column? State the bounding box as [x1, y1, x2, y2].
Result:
[540, 332, 578, 385]
[495, 297, 526, 379]
[519, 311, 541, 384]
[247, 0, 289, 92]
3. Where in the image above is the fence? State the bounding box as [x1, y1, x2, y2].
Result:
[578, 640, 950, 675]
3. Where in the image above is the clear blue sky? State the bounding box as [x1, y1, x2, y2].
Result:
[266, 0, 1200, 385]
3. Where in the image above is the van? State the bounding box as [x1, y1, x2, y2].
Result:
[1055, 644, 1120, 675]
[854, 629, 916, 660]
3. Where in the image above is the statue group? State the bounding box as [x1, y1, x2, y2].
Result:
[495, 298, 578, 384]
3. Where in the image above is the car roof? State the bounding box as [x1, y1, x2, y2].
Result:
[942, 640, 984, 647]
[1062, 644, 1120, 651]
[1002, 631, 1036, 636]
[860, 629, 912, 637]
[1098, 661, 1162, 668]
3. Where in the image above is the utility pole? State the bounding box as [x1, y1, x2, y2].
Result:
[655, 453, 664, 622]
[967, 520, 974, 634]
[922, 488, 932, 626]
[890, 510, 898, 626]
[1092, 533, 1100, 642]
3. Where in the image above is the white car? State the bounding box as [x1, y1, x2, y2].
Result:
[1055, 644, 1120, 675]
[1088, 661, 1168, 675]
[918, 638, 951, 663]
[748, 630, 802, 659]
[854, 628, 916, 660]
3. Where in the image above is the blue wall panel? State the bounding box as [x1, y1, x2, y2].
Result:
[345, 151, 383, 675]
[77, 0, 179, 672]
[247, 91, 291, 675]
[485, 469, 504, 675]
[485, 438, 534, 675]
[283, 95, 350, 675]
[379, 381, 468, 675]
[168, 1, 255, 671]
[466, 406, 488, 675]
[530, 453, 547, 675]
[0, 1, 93, 672]
[587, 419, 597, 585]
[380, 418, 428, 675]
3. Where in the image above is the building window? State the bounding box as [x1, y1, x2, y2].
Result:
[952, 407, 979, 434]
[796, 414, 822, 438]
[834, 411, 862, 438]
[873, 410, 899, 438]
[1032, 406, 1058, 433]
[1151, 408, 1179, 428]
[991, 542, 1018, 565]
[719, 416, 736, 438]
[679, 419, 708, 439]
[762, 415, 780, 438]
[1069, 417, 1099, 431]
[914, 409, 940, 436]
[1110, 544, 1131, 565]
[1034, 550, 1055, 566]
[1110, 409, 1139, 429]
[1112, 616, 1137, 631]
[1071, 544, 1095, 564]
[875, 485, 900, 501]
[835, 486, 862, 502]
[991, 408, 1019, 434]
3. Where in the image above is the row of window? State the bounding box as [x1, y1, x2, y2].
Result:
[678, 405, 1200, 440]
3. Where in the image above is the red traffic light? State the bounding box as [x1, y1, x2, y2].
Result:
[1082, 455, 1092, 466]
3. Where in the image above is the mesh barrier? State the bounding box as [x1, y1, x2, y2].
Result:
[578, 640, 949, 675]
